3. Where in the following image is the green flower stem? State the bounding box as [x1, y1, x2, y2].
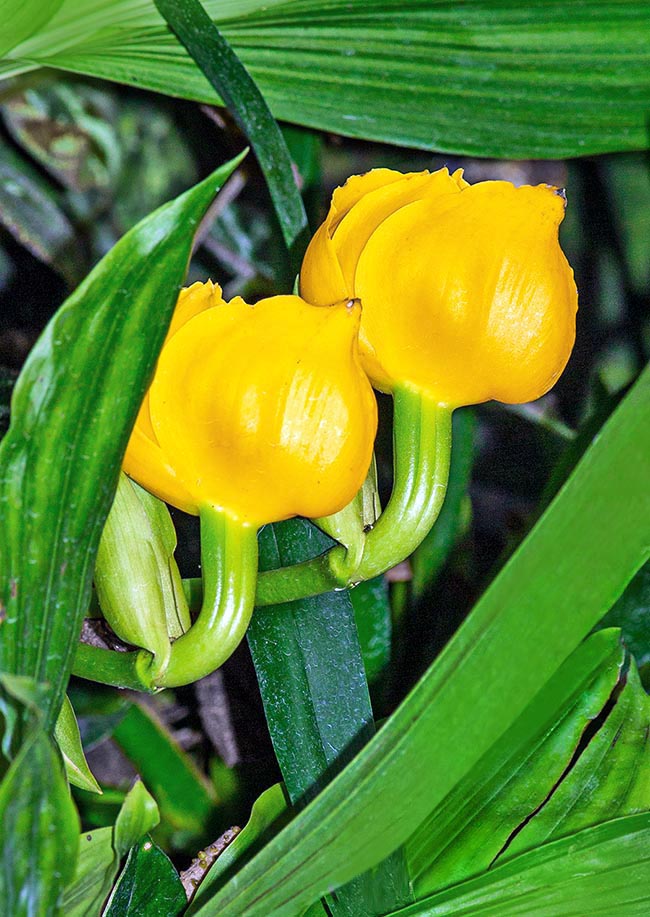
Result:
[145, 504, 258, 689]
[355, 387, 452, 580]
[71, 643, 156, 693]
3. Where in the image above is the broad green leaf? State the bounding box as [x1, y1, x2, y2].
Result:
[249, 519, 411, 915]
[0, 0, 62, 57]
[62, 828, 115, 917]
[55, 694, 101, 794]
[251, 521, 375, 807]
[0, 728, 79, 916]
[103, 836, 186, 917]
[63, 780, 161, 917]
[0, 151, 245, 734]
[194, 364, 650, 916]
[385, 815, 650, 916]
[406, 629, 625, 895]
[187, 783, 290, 915]
[504, 658, 650, 860]
[2, 2, 650, 158]
[114, 780, 160, 857]
[154, 0, 308, 270]
[112, 700, 216, 846]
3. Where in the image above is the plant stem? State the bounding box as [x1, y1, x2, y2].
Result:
[356, 387, 452, 580]
[151, 505, 258, 688]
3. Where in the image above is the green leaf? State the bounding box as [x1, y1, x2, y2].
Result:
[61, 828, 115, 917]
[187, 784, 290, 915]
[349, 576, 392, 684]
[250, 521, 375, 807]
[3, 1, 650, 157]
[406, 629, 625, 895]
[386, 815, 650, 916]
[112, 700, 216, 846]
[192, 363, 650, 915]
[600, 558, 650, 669]
[0, 0, 62, 57]
[0, 135, 83, 285]
[104, 836, 186, 917]
[0, 151, 246, 734]
[503, 658, 650, 860]
[62, 781, 161, 917]
[114, 780, 160, 857]
[55, 694, 101, 794]
[0, 728, 80, 916]
[154, 0, 308, 270]
[249, 519, 411, 916]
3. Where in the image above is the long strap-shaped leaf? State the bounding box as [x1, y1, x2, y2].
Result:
[195, 365, 650, 915]
[154, 0, 308, 273]
[249, 519, 412, 916]
[385, 814, 650, 916]
[0, 152, 245, 735]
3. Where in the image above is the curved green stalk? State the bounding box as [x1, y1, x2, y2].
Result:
[355, 387, 452, 580]
[143, 505, 258, 689]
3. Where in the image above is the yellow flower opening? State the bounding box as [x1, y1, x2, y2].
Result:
[123, 282, 377, 526]
[300, 168, 578, 407]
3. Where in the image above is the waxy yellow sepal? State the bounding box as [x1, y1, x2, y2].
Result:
[124, 285, 377, 526]
[301, 168, 578, 407]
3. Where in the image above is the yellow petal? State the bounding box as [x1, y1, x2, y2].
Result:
[122, 281, 225, 513]
[123, 423, 197, 514]
[167, 279, 224, 340]
[301, 168, 466, 303]
[148, 295, 377, 524]
[355, 181, 577, 405]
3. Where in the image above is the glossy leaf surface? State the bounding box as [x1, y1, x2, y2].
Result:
[250, 519, 411, 915]
[104, 836, 186, 917]
[0, 153, 244, 732]
[195, 365, 650, 915]
[62, 782, 160, 917]
[1, 2, 650, 157]
[55, 694, 101, 794]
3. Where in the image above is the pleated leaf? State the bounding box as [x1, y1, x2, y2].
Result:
[1, 1, 649, 158]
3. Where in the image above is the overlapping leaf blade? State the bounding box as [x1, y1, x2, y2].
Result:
[406, 629, 625, 896]
[0, 152, 245, 733]
[1, 1, 650, 157]
[386, 815, 650, 916]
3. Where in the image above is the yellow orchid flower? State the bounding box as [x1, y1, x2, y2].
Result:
[300, 168, 578, 584]
[301, 167, 577, 407]
[122, 281, 377, 686]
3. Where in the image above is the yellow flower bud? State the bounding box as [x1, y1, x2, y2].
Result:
[301, 168, 578, 407]
[123, 282, 377, 526]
